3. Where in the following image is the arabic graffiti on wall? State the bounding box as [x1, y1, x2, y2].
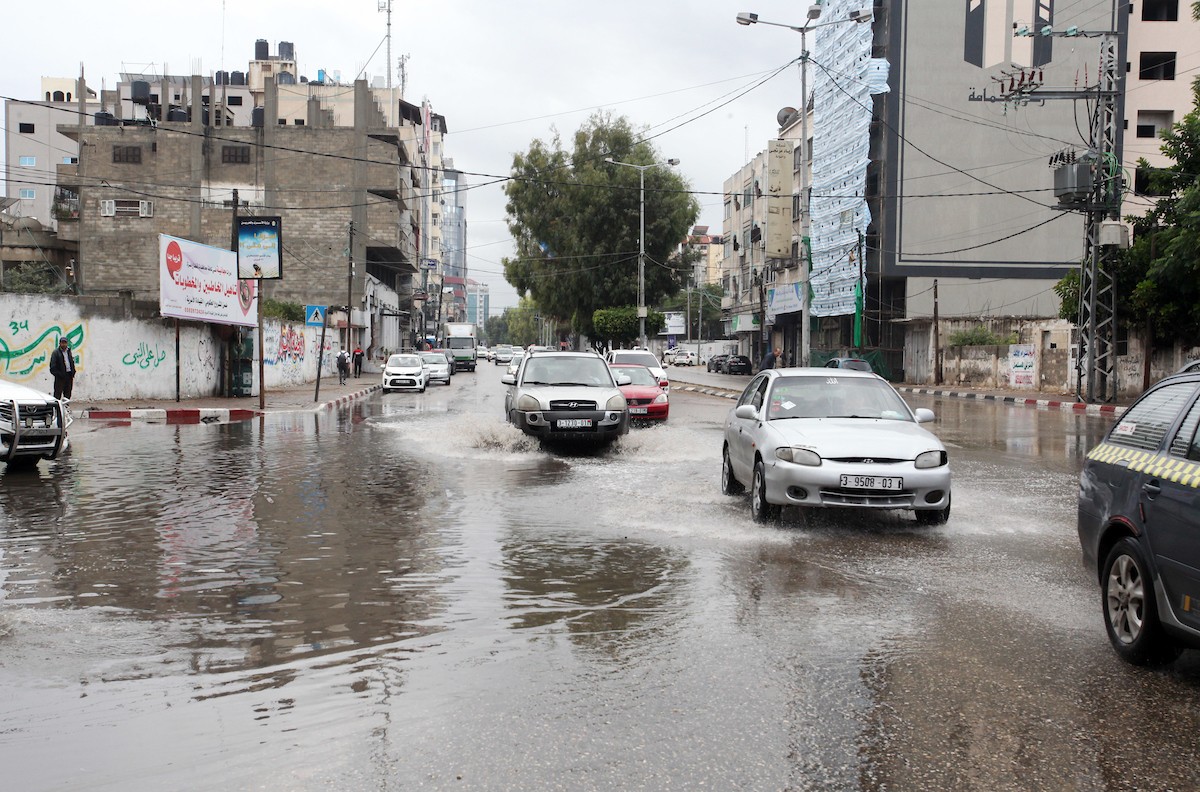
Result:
[122, 341, 169, 370]
[1, 320, 85, 380]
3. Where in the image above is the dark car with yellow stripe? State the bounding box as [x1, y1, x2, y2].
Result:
[1078, 369, 1200, 665]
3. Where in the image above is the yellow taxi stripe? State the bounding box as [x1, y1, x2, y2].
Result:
[1087, 442, 1200, 490]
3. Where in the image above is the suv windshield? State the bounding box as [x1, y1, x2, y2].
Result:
[523, 356, 613, 386]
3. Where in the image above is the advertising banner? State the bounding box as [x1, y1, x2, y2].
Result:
[765, 139, 792, 259]
[1009, 344, 1036, 389]
[236, 216, 283, 280]
[664, 312, 686, 335]
[160, 234, 258, 327]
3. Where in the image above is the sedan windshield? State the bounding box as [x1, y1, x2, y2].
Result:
[766, 376, 911, 421]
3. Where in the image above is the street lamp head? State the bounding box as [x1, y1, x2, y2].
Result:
[807, 3, 822, 20]
[849, 8, 872, 23]
[735, 11, 758, 25]
[666, 158, 680, 166]
[604, 156, 614, 163]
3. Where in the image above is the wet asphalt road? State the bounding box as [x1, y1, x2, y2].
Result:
[2, 365, 1199, 791]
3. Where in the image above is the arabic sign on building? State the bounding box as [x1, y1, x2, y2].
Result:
[1009, 343, 1036, 388]
[765, 139, 792, 259]
[236, 216, 283, 279]
[160, 234, 258, 327]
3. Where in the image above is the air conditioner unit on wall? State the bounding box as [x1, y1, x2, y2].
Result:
[139, 200, 154, 217]
[100, 200, 115, 217]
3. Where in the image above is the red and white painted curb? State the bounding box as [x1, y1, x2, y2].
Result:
[894, 387, 1126, 416]
[81, 385, 381, 424]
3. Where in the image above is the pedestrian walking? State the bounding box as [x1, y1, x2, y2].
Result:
[758, 347, 779, 373]
[49, 337, 77, 400]
[337, 349, 350, 385]
[353, 346, 364, 378]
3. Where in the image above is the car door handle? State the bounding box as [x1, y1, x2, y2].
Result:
[1142, 480, 1161, 498]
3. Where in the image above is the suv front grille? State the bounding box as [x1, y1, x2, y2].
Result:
[549, 400, 597, 411]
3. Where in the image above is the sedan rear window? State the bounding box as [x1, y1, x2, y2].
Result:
[611, 351, 659, 368]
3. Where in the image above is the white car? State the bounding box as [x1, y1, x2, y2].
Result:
[671, 349, 698, 366]
[606, 349, 669, 390]
[420, 351, 453, 385]
[722, 368, 951, 524]
[0, 377, 71, 470]
[381, 353, 427, 393]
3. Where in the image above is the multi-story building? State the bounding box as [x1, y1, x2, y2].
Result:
[724, 0, 1199, 380]
[54, 49, 431, 357]
[683, 225, 721, 286]
[3, 77, 99, 231]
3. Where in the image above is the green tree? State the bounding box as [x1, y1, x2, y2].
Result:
[593, 306, 664, 348]
[2, 262, 69, 294]
[485, 312, 510, 346]
[504, 298, 540, 346]
[503, 113, 699, 339]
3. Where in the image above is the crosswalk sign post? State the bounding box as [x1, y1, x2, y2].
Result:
[307, 305, 330, 402]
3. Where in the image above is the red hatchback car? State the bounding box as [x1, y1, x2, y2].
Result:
[610, 364, 669, 422]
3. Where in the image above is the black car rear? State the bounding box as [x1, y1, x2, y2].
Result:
[723, 355, 752, 375]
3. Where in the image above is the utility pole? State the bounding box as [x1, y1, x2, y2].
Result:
[933, 279, 941, 386]
[347, 221, 355, 354]
[995, 18, 1124, 403]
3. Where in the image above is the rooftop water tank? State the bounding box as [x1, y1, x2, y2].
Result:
[94, 111, 116, 126]
[255, 39, 269, 60]
[251, 107, 264, 128]
[279, 41, 295, 61]
[278, 71, 296, 85]
[216, 70, 229, 86]
[167, 108, 188, 122]
[131, 81, 151, 105]
[230, 71, 245, 86]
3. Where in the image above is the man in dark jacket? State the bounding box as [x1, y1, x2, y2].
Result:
[758, 347, 779, 373]
[49, 337, 76, 399]
[353, 346, 365, 378]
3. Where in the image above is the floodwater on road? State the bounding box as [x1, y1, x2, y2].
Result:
[3, 370, 1200, 791]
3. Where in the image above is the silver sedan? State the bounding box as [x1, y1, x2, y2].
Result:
[722, 368, 951, 523]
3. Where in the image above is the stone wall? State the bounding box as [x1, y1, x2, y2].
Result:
[2, 293, 339, 401]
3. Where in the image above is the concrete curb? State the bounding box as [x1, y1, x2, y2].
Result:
[675, 381, 1126, 417]
[80, 385, 381, 424]
[893, 387, 1126, 416]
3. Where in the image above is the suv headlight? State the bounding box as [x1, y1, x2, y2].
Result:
[515, 394, 543, 411]
[776, 447, 821, 466]
[914, 450, 947, 468]
[606, 393, 627, 410]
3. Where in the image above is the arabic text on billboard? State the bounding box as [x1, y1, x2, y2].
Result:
[236, 216, 283, 280]
[160, 234, 258, 327]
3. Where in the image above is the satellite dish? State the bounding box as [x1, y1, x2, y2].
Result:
[777, 106, 798, 126]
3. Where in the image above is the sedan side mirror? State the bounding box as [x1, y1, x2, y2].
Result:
[615, 374, 632, 386]
[735, 404, 758, 420]
[501, 373, 516, 385]
[913, 407, 935, 423]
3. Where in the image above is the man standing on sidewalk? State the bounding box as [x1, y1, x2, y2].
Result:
[353, 346, 364, 378]
[337, 349, 350, 385]
[49, 337, 77, 400]
[758, 347, 779, 373]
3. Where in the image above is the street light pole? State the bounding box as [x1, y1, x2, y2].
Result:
[605, 156, 679, 350]
[737, 7, 872, 367]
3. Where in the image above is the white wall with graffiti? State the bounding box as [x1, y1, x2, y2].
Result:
[2, 294, 337, 401]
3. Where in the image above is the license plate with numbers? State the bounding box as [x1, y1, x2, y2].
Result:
[840, 475, 902, 491]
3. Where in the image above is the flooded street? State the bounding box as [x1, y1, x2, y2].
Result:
[3, 367, 1200, 791]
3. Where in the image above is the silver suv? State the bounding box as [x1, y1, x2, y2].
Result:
[502, 351, 630, 444]
[0, 378, 70, 470]
[1078, 369, 1200, 665]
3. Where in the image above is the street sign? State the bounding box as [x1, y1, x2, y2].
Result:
[422, 258, 439, 269]
[305, 305, 327, 327]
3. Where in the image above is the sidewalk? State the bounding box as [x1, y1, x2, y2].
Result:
[664, 366, 1130, 417]
[78, 374, 380, 424]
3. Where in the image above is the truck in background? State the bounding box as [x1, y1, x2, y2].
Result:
[444, 323, 478, 371]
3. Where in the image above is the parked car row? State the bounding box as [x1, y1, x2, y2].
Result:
[706, 354, 752, 375]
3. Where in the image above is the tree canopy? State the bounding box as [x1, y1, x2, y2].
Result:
[503, 113, 700, 339]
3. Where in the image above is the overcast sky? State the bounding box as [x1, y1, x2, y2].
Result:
[4, 1, 818, 312]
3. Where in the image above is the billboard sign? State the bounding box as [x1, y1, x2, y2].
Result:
[160, 234, 258, 327]
[236, 216, 283, 279]
[664, 311, 686, 335]
[765, 139, 792, 259]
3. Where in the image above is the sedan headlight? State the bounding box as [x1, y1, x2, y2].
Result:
[914, 450, 948, 468]
[776, 446, 821, 466]
[652, 393, 668, 404]
[515, 394, 543, 411]
[606, 393, 628, 410]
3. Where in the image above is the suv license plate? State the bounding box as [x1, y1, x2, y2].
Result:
[557, 418, 592, 429]
[840, 475, 902, 491]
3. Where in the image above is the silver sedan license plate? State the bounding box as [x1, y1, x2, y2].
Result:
[557, 418, 592, 429]
[840, 474, 902, 490]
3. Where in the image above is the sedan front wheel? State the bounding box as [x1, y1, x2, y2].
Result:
[750, 460, 780, 523]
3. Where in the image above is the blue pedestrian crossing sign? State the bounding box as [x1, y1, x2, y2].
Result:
[305, 305, 327, 327]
